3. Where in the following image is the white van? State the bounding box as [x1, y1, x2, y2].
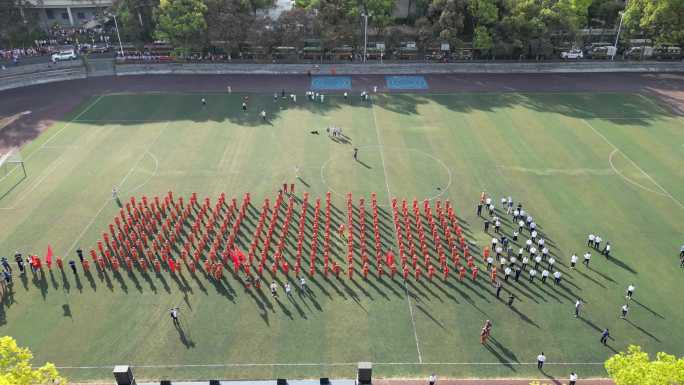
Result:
[51, 49, 77, 61]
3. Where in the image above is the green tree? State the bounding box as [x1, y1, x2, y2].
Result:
[205, 0, 254, 55]
[113, 0, 158, 43]
[0, 0, 43, 48]
[468, 0, 497, 25]
[472, 25, 493, 57]
[424, 0, 468, 46]
[277, 8, 313, 48]
[623, 0, 684, 46]
[587, 0, 624, 28]
[605, 345, 684, 385]
[155, 0, 207, 55]
[0, 336, 66, 385]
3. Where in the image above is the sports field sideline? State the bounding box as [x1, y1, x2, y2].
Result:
[0, 91, 682, 382]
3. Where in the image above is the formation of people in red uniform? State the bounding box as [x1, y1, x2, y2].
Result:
[19, 187, 495, 290]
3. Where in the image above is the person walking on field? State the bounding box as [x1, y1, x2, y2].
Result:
[626, 284, 635, 300]
[428, 374, 437, 385]
[169, 307, 179, 325]
[537, 352, 546, 369]
[620, 304, 629, 319]
[569, 372, 578, 385]
[574, 298, 582, 318]
[600, 328, 610, 345]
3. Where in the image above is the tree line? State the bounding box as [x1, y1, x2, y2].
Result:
[1, 0, 683, 59]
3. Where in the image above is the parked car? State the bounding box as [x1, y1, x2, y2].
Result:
[51, 49, 77, 61]
[591, 46, 617, 60]
[89, 43, 110, 54]
[624, 46, 654, 60]
[654, 46, 682, 60]
[560, 49, 583, 59]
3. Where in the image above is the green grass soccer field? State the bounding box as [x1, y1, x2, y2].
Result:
[0, 92, 683, 382]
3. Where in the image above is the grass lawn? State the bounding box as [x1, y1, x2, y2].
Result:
[0, 91, 683, 382]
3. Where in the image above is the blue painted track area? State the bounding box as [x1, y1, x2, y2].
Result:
[311, 76, 352, 90]
[385, 76, 429, 90]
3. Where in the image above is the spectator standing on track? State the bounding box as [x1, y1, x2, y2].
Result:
[201, 97, 206, 106]
[428, 374, 437, 385]
[569, 372, 578, 385]
[261, 110, 267, 121]
[537, 352, 546, 369]
[600, 328, 610, 345]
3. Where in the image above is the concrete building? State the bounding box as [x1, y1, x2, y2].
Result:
[24, 0, 112, 29]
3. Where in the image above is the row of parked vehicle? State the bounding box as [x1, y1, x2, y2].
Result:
[560, 44, 682, 60]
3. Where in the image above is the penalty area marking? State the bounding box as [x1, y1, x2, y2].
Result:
[0, 95, 105, 188]
[53, 361, 606, 370]
[62, 122, 170, 257]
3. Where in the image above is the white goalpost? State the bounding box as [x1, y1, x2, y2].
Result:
[0, 148, 26, 181]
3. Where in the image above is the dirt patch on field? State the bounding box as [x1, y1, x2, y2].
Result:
[0, 72, 682, 153]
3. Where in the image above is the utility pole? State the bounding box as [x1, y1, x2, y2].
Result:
[362, 13, 369, 63]
[112, 13, 125, 57]
[612, 11, 624, 60]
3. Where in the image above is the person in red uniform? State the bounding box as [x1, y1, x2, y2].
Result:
[471, 265, 478, 280]
[362, 262, 369, 279]
[490, 268, 497, 283]
[403, 265, 410, 280]
[427, 265, 435, 280]
[442, 264, 449, 281]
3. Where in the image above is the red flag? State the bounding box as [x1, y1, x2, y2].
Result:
[45, 245, 54, 267]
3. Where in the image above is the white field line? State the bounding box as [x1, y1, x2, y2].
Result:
[0, 156, 67, 210]
[62, 122, 170, 257]
[125, 151, 160, 196]
[370, 99, 423, 364]
[30, 95, 105, 160]
[53, 362, 606, 370]
[73, 119, 163, 123]
[607, 149, 666, 197]
[0, 95, 104, 187]
[636, 93, 670, 115]
[581, 119, 684, 210]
